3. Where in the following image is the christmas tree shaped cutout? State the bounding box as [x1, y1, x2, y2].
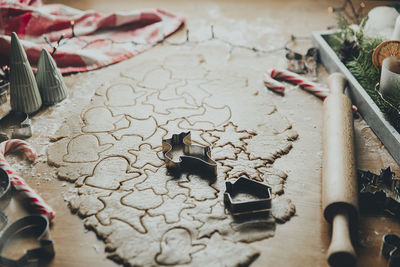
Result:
[36, 49, 68, 105]
[10, 32, 42, 114]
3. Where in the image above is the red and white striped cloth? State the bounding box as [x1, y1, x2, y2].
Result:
[0, 139, 55, 221]
[0, 0, 184, 74]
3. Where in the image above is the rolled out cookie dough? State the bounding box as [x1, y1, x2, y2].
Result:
[48, 37, 298, 266]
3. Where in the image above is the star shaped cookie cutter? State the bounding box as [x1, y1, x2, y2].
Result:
[162, 131, 217, 178]
[224, 177, 272, 216]
[0, 215, 55, 266]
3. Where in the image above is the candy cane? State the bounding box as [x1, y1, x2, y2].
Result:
[264, 69, 330, 98]
[0, 139, 55, 221]
[263, 72, 286, 94]
[264, 68, 357, 112]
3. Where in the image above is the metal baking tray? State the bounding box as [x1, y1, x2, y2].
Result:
[312, 29, 400, 166]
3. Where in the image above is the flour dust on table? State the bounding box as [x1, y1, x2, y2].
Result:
[47, 41, 297, 266]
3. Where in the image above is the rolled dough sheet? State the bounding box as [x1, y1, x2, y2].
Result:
[48, 28, 298, 266]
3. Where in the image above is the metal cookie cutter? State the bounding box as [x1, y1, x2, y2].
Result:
[286, 47, 318, 78]
[0, 168, 11, 210]
[162, 131, 217, 178]
[224, 177, 272, 217]
[0, 168, 12, 231]
[382, 234, 400, 267]
[286, 50, 305, 74]
[358, 167, 400, 216]
[0, 82, 9, 105]
[11, 112, 32, 139]
[305, 47, 318, 78]
[0, 112, 32, 140]
[0, 215, 54, 267]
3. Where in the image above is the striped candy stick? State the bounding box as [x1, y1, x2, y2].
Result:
[264, 68, 357, 112]
[264, 69, 330, 99]
[263, 72, 285, 94]
[0, 139, 55, 221]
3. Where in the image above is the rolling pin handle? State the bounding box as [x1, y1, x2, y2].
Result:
[327, 210, 356, 267]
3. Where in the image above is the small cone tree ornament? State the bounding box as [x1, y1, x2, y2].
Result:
[10, 32, 42, 114]
[36, 49, 68, 105]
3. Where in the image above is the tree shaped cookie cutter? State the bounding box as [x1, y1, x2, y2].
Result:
[162, 131, 217, 178]
[0, 215, 54, 266]
[224, 177, 272, 216]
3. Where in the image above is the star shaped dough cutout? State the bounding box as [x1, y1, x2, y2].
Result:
[212, 144, 240, 161]
[222, 151, 266, 181]
[178, 174, 219, 201]
[148, 194, 195, 224]
[128, 143, 164, 170]
[190, 233, 259, 267]
[134, 168, 171, 195]
[195, 201, 230, 238]
[97, 191, 146, 233]
[209, 122, 255, 149]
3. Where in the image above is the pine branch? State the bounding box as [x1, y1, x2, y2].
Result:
[326, 17, 400, 132]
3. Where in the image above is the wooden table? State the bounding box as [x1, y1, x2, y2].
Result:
[4, 0, 399, 266]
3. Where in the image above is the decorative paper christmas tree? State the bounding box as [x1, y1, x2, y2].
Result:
[36, 49, 68, 105]
[10, 32, 42, 114]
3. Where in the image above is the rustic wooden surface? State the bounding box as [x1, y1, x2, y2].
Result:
[2, 0, 400, 266]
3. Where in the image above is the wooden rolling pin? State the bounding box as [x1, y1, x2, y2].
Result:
[322, 73, 358, 267]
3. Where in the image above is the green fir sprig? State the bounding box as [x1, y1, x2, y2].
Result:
[326, 15, 400, 132]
